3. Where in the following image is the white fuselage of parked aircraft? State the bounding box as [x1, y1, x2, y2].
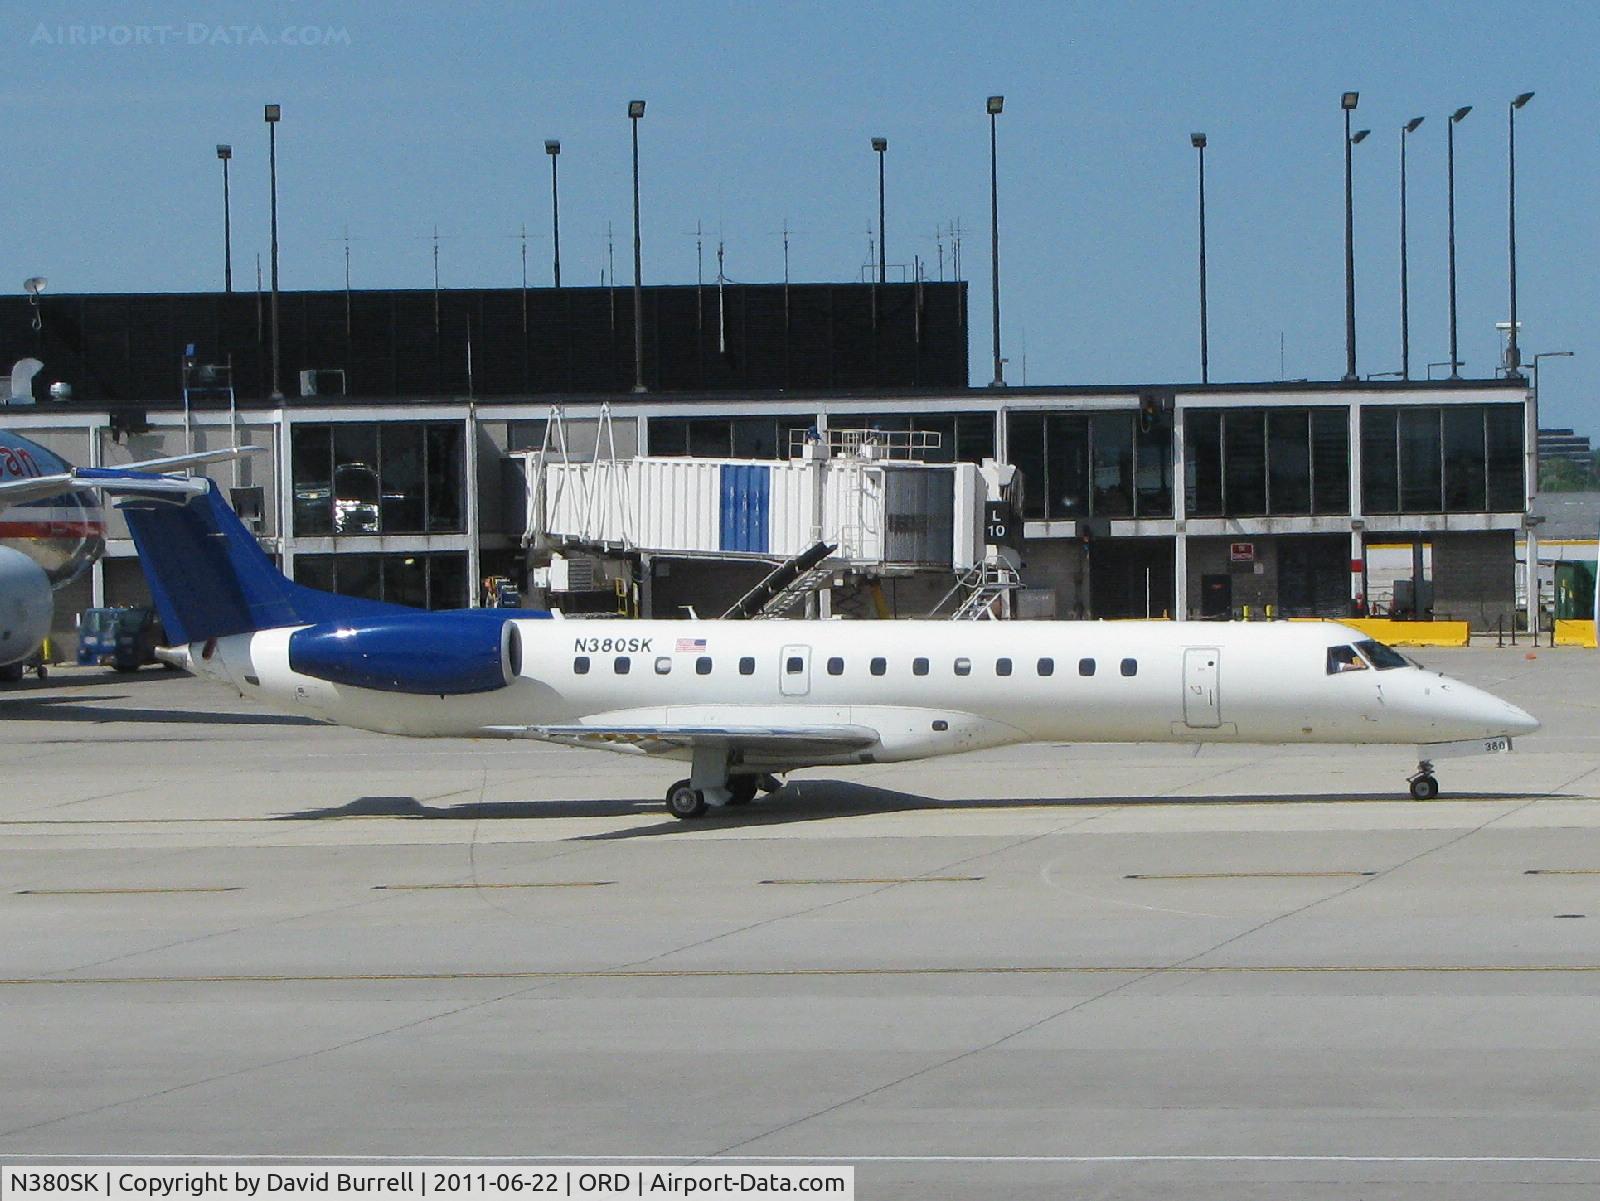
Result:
[0, 433, 103, 674]
[180, 616, 1537, 814]
[0, 433, 262, 677]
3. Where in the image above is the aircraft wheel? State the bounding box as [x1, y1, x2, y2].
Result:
[0, 663, 24, 683]
[726, 776, 759, 805]
[1409, 774, 1439, 801]
[34, 664, 48, 680]
[666, 780, 707, 820]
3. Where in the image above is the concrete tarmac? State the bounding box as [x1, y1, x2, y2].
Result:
[1, 646, 1598, 1198]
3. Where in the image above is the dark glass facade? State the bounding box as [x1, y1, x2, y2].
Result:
[293, 552, 468, 610]
[1009, 411, 1171, 520]
[1184, 407, 1350, 517]
[1360, 404, 1524, 514]
[647, 412, 996, 463]
[647, 415, 816, 459]
[292, 421, 464, 536]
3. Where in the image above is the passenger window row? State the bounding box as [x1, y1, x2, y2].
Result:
[572, 654, 1139, 678]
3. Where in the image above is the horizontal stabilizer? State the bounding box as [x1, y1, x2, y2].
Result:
[0, 446, 265, 506]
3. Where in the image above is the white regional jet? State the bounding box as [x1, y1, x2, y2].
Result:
[0, 430, 260, 680]
[102, 480, 1537, 815]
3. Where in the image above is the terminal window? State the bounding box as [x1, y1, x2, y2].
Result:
[1008, 410, 1171, 521]
[1360, 404, 1523, 514]
[292, 420, 465, 536]
[649, 415, 815, 459]
[1184, 407, 1350, 518]
[293, 551, 467, 609]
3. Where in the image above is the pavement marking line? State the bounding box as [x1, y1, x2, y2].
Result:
[373, 881, 615, 890]
[6, 963, 1600, 986]
[13, 886, 242, 896]
[1525, 868, 1600, 875]
[758, 876, 984, 885]
[1124, 871, 1376, 880]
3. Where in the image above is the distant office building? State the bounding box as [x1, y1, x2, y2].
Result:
[1538, 427, 1594, 466]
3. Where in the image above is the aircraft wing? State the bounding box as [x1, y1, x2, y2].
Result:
[0, 447, 265, 505]
[484, 722, 881, 758]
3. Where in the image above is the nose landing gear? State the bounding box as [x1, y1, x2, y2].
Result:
[1408, 760, 1439, 801]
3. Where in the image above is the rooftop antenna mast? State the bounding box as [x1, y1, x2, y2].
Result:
[607, 221, 616, 335]
[519, 222, 529, 332]
[23, 276, 45, 333]
[716, 236, 727, 355]
[341, 225, 353, 336]
[689, 219, 704, 332]
[431, 225, 441, 333]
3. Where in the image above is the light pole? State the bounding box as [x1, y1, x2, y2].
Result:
[1447, 104, 1471, 379]
[871, 137, 887, 284]
[1529, 349, 1573, 409]
[264, 102, 282, 399]
[1191, 132, 1208, 383]
[545, 139, 562, 288]
[1399, 117, 1423, 379]
[1507, 92, 1534, 376]
[1341, 91, 1367, 382]
[987, 94, 1004, 386]
[216, 144, 233, 293]
[628, 100, 645, 393]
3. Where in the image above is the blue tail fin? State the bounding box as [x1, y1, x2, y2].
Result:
[120, 481, 402, 644]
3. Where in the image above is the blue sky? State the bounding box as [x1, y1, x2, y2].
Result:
[6, 1, 1598, 431]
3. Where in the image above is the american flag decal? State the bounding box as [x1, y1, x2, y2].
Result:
[676, 637, 707, 652]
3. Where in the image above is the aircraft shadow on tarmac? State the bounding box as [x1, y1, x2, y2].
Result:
[1, 667, 186, 690]
[0, 693, 321, 727]
[278, 795, 662, 820]
[278, 780, 1552, 836]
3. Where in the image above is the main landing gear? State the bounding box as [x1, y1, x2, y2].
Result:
[1408, 760, 1439, 801]
[664, 751, 783, 820]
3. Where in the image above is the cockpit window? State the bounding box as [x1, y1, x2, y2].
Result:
[1326, 645, 1368, 674]
[1355, 639, 1409, 670]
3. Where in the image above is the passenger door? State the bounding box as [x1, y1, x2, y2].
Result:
[779, 644, 811, 697]
[1183, 647, 1221, 728]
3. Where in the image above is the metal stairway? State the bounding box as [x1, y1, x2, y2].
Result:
[940, 561, 1023, 620]
[722, 542, 837, 619]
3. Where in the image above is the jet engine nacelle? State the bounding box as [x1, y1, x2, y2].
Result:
[287, 613, 522, 695]
[0, 545, 53, 668]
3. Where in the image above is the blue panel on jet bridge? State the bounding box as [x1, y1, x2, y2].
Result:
[719, 464, 770, 554]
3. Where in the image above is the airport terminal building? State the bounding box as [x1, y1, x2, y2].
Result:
[0, 283, 1534, 651]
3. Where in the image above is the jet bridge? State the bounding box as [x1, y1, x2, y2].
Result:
[515, 432, 984, 573]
